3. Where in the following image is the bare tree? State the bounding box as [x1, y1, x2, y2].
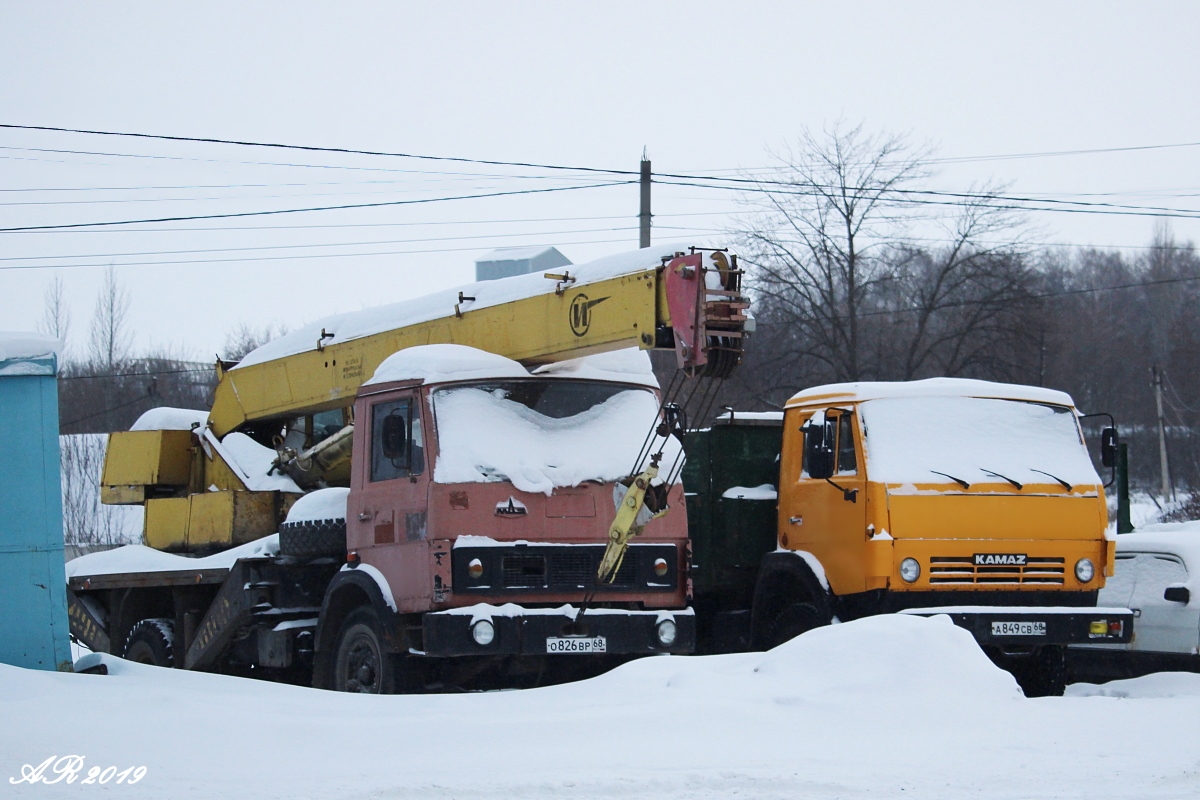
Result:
[222, 321, 287, 362]
[39, 276, 72, 355]
[87, 266, 133, 370]
[737, 124, 1037, 393]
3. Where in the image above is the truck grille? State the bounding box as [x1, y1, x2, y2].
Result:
[457, 543, 670, 594]
[501, 551, 639, 589]
[927, 556, 1065, 585]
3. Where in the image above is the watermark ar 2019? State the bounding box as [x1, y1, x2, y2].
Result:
[9, 756, 147, 785]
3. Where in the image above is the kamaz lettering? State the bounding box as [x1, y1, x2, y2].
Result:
[974, 554, 1028, 566]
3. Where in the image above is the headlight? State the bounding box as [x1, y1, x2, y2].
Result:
[1074, 558, 1095, 583]
[471, 619, 495, 646]
[656, 619, 677, 646]
[653, 557, 669, 578]
[467, 558, 484, 580]
[899, 557, 921, 583]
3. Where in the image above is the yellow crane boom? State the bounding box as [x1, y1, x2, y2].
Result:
[208, 244, 745, 436]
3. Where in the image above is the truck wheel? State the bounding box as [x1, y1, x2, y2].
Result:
[122, 618, 175, 668]
[1013, 645, 1067, 697]
[280, 518, 346, 558]
[332, 608, 394, 694]
[768, 602, 823, 648]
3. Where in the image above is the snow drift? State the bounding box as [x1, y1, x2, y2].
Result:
[4, 613, 1196, 799]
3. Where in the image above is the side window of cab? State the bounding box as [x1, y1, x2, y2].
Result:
[836, 412, 858, 474]
[370, 397, 425, 482]
[799, 410, 858, 478]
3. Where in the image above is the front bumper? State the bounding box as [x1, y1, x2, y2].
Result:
[900, 606, 1134, 646]
[423, 604, 695, 657]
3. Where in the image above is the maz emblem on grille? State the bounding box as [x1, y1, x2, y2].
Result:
[495, 497, 528, 517]
[974, 553, 1027, 566]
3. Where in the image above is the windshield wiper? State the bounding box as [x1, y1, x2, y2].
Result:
[930, 470, 971, 490]
[1031, 469, 1072, 491]
[981, 468, 1023, 490]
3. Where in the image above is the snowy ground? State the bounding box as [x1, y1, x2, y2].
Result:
[5, 614, 1200, 799]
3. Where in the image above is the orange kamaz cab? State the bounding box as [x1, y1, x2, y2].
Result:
[685, 378, 1134, 696]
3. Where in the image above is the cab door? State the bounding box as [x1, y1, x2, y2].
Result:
[349, 391, 432, 604]
[779, 408, 868, 594]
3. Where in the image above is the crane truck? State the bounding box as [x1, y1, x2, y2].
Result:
[66, 244, 749, 692]
[684, 380, 1134, 695]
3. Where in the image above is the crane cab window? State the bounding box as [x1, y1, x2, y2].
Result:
[837, 413, 857, 474]
[370, 398, 425, 482]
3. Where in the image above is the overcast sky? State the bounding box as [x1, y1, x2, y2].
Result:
[3, 2, 1199, 362]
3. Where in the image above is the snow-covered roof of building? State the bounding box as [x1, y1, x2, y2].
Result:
[365, 344, 658, 388]
[235, 243, 696, 369]
[785, 378, 1076, 408]
[0, 331, 62, 376]
[0, 331, 61, 361]
[475, 245, 566, 263]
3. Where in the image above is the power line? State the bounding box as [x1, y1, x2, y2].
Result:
[6, 210, 732, 235]
[0, 229, 721, 272]
[0, 123, 638, 177]
[0, 145, 610, 183]
[0, 180, 635, 233]
[0, 223, 658, 263]
[651, 177, 1200, 219]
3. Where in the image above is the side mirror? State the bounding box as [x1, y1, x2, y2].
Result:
[381, 414, 408, 462]
[1100, 427, 1119, 469]
[1164, 585, 1190, 604]
[803, 419, 836, 481]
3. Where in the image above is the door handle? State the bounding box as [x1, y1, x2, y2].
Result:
[358, 512, 373, 522]
[789, 516, 803, 526]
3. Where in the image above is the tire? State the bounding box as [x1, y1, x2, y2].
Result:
[280, 518, 346, 558]
[332, 608, 394, 694]
[122, 618, 175, 668]
[768, 602, 824, 648]
[1012, 645, 1067, 697]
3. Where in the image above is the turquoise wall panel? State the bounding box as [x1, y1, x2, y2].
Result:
[0, 356, 72, 671]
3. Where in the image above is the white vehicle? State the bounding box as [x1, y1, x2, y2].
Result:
[1069, 522, 1200, 681]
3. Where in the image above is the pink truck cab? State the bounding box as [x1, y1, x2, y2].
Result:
[310, 346, 693, 691]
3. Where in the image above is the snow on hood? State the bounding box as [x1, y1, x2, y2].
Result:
[130, 407, 209, 431]
[857, 395, 1100, 489]
[67, 534, 280, 578]
[285, 487, 349, 523]
[365, 344, 529, 386]
[433, 383, 681, 495]
[236, 243, 695, 369]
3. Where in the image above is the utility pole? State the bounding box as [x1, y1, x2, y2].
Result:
[1153, 365, 1173, 500]
[639, 151, 651, 248]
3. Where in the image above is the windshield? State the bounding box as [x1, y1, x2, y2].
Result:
[857, 396, 1099, 489]
[431, 380, 680, 495]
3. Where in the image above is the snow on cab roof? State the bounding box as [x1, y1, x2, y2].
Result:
[235, 242, 699, 369]
[365, 344, 659, 388]
[785, 377, 1076, 409]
